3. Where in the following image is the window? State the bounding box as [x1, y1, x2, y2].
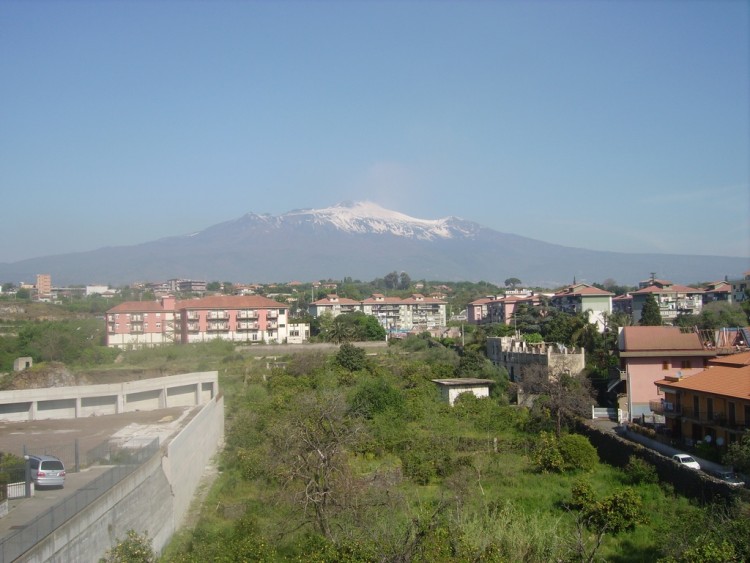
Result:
[693, 396, 700, 417]
[729, 402, 736, 425]
[681, 360, 692, 369]
[706, 398, 713, 420]
[662, 361, 669, 370]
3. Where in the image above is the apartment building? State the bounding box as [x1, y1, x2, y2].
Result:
[550, 283, 613, 332]
[106, 295, 291, 348]
[309, 295, 361, 318]
[654, 351, 750, 449]
[631, 280, 703, 325]
[308, 293, 447, 332]
[35, 274, 52, 301]
[467, 297, 495, 324]
[362, 294, 447, 332]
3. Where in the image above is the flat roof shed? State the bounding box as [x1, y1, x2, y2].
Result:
[431, 378, 495, 406]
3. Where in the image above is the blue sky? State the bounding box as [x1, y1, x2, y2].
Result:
[1, 0, 748, 264]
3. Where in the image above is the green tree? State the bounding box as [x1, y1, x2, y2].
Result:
[504, 277, 522, 289]
[568, 483, 646, 563]
[640, 294, 662, 326]
[399, 272, 412, 290]
[723, 433, 750, 474]
[335, 342, 368, 372]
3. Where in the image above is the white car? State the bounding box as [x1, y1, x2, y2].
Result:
[672, 453, 700, 470]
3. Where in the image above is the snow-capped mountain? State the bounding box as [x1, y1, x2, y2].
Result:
[282, 201, 473, 240]
[0, 202, 746, 286]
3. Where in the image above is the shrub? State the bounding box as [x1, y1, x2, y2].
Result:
[531, 432, 565, 473]
[100, 530, 155, 563]
[558, 434, 599, 472]
[624, 456, 658, 485]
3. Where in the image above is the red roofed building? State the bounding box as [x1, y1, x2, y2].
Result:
[631, 279, 704, 325]
[654, 351, 750, 449]
[308, 293, 447, 332]
[309, 295, 361, 318]
[616, 326, 717, 421]
[467, 296, 496, 324]
[550, 283, 614, 332]
[106, 295, 290, 348]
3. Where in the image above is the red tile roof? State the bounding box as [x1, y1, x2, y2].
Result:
[655, 364, 750, 400]
[554, 283, 614, 297]
[620, 326, 705, 352]
[708, 351, 750, 367]
[175, 295, 285, 310]
[632, 284, 704, 295]
[107, 301, 165, 313]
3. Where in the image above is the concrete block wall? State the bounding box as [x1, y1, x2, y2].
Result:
[0, 372, 218, 422]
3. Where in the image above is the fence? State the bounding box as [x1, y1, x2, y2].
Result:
[22, 441, 80, 474]
[0, 438, 159, 563]
[591, 406, 627, 423]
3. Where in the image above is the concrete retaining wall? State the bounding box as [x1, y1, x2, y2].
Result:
[0, 372, 218, 422]
[18, 394, 225, 562]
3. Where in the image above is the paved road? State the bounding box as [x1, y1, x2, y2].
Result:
[0, 465, 112, 538]
[590, 419, 732, 475]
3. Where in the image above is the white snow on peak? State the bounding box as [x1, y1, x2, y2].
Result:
[285, 201, 457, 240]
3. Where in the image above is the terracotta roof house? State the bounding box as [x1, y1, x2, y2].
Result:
[550, 283, 614, 332]
[654, 351, 750, 450]
[702, 281, 732, 304]
[616, 326, 717, 421]
[631, 281, 704, 325]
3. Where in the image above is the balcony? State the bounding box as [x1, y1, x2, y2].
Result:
[186, 312, 200, 320]
[130, 314, 144, 322]
[237, 311, 259, 320]
[238, 322, 259, 331]
[187, 323, 200, 332]
[207, 322, 229, 331]
[267, 311, 279, 319]
[267, 321, 278, 330]
[207, 311, 229, 320]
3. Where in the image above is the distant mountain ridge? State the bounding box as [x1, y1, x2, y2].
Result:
[0, 202, 746, 287]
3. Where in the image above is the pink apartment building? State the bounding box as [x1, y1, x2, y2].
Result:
[106, 295, 290, 348]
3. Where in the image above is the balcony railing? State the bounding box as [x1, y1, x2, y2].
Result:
[187, 323, 200, 332]
[649, 401, 750, 431]
[267, 321, 278, 330]
[238, 322, 259, 331]
[267, 311, 279, 319]
[207, 322, 229, 331]
[207, 312, 229, 320]
[237, 311, 259, 319]
[186, 312, 200, 320]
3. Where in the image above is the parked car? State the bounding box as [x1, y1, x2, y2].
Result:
[672, 453, 701, 470]
[28, 454, 66, 488]
[709, 470, 745, 487]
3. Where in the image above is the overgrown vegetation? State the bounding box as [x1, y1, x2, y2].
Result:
[156, 337, 747, 562]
